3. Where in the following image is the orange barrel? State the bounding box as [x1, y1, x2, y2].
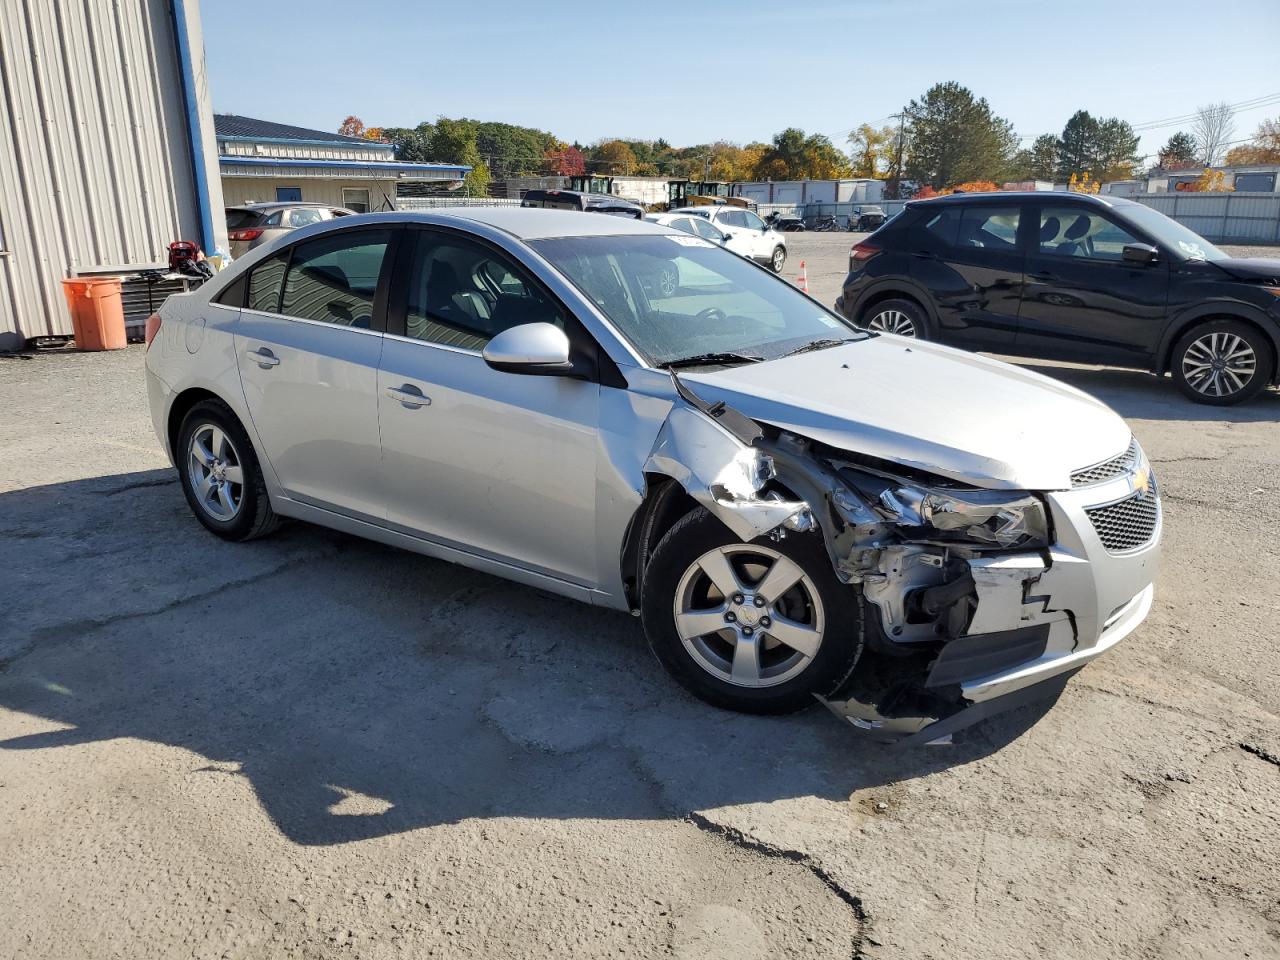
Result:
[61, 276, 127, 351]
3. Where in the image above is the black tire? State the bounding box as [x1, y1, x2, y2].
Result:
[770, 245, 787, 274]
[859, 297, 928, 340]
[176, 399, 279, 541]
[641, 507, 863, 715]
[1171, 319, 1274, 405]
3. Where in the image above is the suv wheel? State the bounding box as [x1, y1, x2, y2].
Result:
[641, 507, 862, 715]
[770, 245, 787, 273]
[862, 298, 926, 339]
[176, 399, 280, 541]
[1172, 320, 1273, 405]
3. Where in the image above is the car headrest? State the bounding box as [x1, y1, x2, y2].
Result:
[1039, 217, 1061, 243]
[1064, 215, 1091, 241]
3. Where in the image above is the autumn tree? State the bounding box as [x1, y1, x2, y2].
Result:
[544, 143, 586, 176]
[1185, 168, 1233, 192]
[338, 115, 365, 137]
[846, 124, 895, 178]
[1224, 118, 1280, 165]
[1157, 131, 1199, 171]
[904, 82, 1018, 189]
[1191, 102, 1236, 165]
[592, 140, 639, 174]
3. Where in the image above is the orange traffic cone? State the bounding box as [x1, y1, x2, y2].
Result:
[795, 260, 808, 293]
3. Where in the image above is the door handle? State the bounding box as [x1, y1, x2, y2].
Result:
[385, 384, 431, 408]
[911, 250, 938, 260]
[1030, 270, 1059, 282]
[244, 347, 280, 368]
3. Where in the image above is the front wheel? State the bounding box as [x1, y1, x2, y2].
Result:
[769, 245, 787, 273]
[176, 399, 279, 541]
[1171, 320, 1273, 405]
[641, 508, 862, 714]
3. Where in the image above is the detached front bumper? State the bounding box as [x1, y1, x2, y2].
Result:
[821, 470, 1161, 745]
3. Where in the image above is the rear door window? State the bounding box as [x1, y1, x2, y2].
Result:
[278, 229, 392, 328]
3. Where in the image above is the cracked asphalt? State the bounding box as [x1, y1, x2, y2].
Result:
[2, 308, 1278, 958]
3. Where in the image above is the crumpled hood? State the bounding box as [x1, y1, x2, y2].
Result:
[1211, 257, 1280, 283]
[681, 337, 1132, 491]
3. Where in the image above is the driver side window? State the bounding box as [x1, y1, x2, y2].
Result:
[403, 232, 566, 351]
[1038, 207, 1140, 261]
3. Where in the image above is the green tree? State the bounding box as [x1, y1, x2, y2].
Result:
[753, 128, 852, 180]
[1055, 110, 1099, 180]
[430, 118, 489, 196]
[379, 122, 434, 162]
[1157, 131, 1198, 170]
[1056, 111, 1139, 181]
[904, 82, 1018, 189]
[847, 124, 895, 178]
[1020, 133, 1059, 180]
[473, 121, 557, 177]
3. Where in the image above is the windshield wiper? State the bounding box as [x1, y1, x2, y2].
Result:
[784, 337, 855, 357]
[660, 352, 764, 369]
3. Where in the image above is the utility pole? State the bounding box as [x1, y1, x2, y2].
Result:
[890, 109, 910, 200]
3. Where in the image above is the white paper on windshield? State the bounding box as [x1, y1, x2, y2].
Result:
[668, 236, 715, 248]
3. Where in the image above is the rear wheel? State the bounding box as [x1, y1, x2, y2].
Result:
[770, 245, 787, 274]
[176, 399, 279, 541]
[641, 507, 862, 714]
[1171, 320, 1273, 405]
[861, 297, 927, 339]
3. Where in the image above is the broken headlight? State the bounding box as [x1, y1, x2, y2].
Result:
[876, 484, 1049, 548]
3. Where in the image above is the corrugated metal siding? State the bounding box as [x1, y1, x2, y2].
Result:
[221, 177, 401, 211]
[218, 140, 395, 161]
[0, 0, 218, 347]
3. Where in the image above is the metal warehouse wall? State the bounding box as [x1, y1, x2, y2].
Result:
[0, 0, 225, 348]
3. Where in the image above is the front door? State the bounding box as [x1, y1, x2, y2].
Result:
[910, 202, 1024, 350]
[377, 228, 600, 586]
[1015, 204, 1170, 364]
[233, 227, 394, 519]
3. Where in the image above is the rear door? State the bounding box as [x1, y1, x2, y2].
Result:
[909, 202, 1024, 350]
[1015, 203, 1170, 363]
[233, 227, 395, 519]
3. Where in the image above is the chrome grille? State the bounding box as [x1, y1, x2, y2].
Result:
[1084, 489, 1160, 552]
[1071, 440, 1139, 487]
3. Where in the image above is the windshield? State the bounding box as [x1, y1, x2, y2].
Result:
[1119, 203, 1228, 262]
[531, 234, 863, 366]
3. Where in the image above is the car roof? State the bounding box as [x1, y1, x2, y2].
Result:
[396, 207, 676, 239]
[227, 201, 343, 212]
[909, 190, 1130, 208]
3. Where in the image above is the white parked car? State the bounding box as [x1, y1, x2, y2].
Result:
[668, 206, 787, 273]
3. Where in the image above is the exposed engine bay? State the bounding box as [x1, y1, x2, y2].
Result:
[646, 381, 1080, 744]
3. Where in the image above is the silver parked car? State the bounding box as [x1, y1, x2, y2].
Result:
[225, 202, 355, 259]
[144, 209, 1160, 742]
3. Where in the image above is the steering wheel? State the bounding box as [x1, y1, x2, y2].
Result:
[694, 307, 728, 323]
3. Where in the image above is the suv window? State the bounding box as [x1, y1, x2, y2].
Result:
[277, 229, 391, 328]
[919, 208, 961, 248]
[285, 207, 326, 228]
[718, 210, 748, 228]
[743, 211, 766, 230]
[404, 232, 565, 351]
[690, 218, 724, 242]
[957, 205, 1020, 249]
[225, 209, 263, 230]
[1038, 207, 1139, 260]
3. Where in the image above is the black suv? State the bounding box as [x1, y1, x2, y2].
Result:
[835, 192, 1280, 404]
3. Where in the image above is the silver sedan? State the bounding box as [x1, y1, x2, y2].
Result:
[144, 209, 1160, 742]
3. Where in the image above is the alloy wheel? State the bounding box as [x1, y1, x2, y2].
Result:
[771, 247, 786, 272]
[673, 544, 825, 688]
[187, 423, 245, 521]
[1181, 331, 1257, 398]
[865, 308, 918, 337]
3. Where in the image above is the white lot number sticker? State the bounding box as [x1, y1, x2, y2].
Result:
[816, 314, 843, 328]
[668, 235, 715, 248]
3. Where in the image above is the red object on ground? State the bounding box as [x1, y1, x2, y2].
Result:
[61, 277, 127, 351]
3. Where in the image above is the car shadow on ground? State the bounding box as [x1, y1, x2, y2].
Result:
[1005, 358, 1280, 423]
[0, 471, 1061, 846]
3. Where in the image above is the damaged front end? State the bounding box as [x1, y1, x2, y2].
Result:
[643, 378, 1148, 746]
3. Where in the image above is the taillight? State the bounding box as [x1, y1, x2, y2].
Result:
[850, 241, 880, 268]
[228, 228, 263, 242]
[144, 313, 162, 349]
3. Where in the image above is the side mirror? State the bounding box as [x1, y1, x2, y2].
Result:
[1122, 243, 1159, 265]
[719, 232, 732, 244]
[482, 322, 574, 376]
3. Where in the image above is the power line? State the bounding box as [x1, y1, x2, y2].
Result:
[1130, 91, 1280, 132]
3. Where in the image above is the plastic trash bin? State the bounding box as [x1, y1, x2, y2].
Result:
[61, 276, 127, 351]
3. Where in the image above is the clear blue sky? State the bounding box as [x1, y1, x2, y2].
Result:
[203, 0, 1280, 161]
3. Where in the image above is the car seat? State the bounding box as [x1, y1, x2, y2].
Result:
[1056, 215, 1093, 257]
[1039, 216, 1062, 252]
